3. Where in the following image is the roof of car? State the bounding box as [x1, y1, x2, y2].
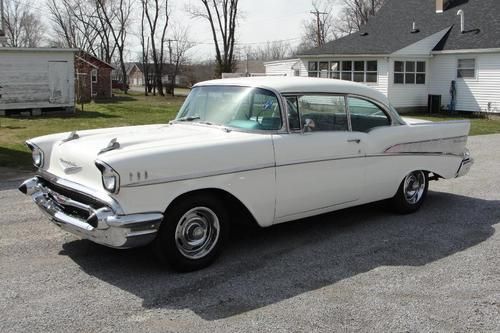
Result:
[195, 77, 390, 106]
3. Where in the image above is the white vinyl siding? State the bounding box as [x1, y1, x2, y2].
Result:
[264, 59, 301, 77]
[0, 49, 75, 110]
[429, 53, 500, 112]
[388, 58, 430, 108]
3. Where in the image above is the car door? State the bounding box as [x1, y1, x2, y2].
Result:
[273, 94, 365, 222]
[347, 96, 399, 203]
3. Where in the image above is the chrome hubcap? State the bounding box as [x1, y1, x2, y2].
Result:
[403, 171, 426, 204]
[175, 207, 220, 259]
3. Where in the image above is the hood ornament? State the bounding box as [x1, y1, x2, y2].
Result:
[59, 158, 82, 174]
[99, 138, 120, 155]
[60, 131, 79, 144]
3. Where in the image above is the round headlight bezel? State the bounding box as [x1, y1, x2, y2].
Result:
[27, 142, 44, 168]
[95, 160, 120, 194]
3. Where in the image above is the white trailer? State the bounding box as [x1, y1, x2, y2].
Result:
[0, 48, 77, 115]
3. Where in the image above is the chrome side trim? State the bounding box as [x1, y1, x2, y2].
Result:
[37, 169, 124, 214]
[122, 152, 464, 188]
[123, 162, 276, 188]
[384, 136, 468, 154]
[277, 198, 358, 219]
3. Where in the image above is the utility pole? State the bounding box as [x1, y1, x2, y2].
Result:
[310, 9, 328, 47]
[166, 39, 178, 64]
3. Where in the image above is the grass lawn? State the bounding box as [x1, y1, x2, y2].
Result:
[404, 112, 500, 136]
[0, 92, 185, 170]
[2, 92, 500, 171]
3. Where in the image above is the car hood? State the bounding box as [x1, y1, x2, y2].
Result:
[41, 123, 275, 190]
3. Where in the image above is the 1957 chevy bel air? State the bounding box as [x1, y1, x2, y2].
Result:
[19, 77, 473, 271]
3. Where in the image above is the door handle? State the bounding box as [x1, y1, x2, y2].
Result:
[347, 138, 361, 144]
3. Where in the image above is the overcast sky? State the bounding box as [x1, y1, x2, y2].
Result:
[181, 0, 334, 62]
[30, 0, 342, 62]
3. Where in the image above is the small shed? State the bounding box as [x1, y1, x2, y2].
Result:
[264, 59, 301, 77]
[75, 52, 114, 102]
[0, 48, 77, 115]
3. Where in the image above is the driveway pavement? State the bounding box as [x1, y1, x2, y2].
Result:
[0, 135, 499, 333]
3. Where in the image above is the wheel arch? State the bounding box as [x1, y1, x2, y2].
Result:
[164, 188, 261, 228]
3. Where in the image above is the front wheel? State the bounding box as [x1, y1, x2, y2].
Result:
[153, 194, 229, 272]
[389, 170, 429, 214]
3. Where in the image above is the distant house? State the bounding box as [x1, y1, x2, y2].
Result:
[123, 63, 189, 88]
[267, 0, 500, 113]
[75, 52, 114, 102]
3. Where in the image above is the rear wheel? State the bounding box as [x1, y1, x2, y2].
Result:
[390, 170, 429, 214]
[154, 194, 229, 272]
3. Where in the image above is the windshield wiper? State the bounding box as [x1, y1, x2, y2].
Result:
[176, 116, 201, 122]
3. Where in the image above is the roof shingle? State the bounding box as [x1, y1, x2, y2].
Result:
[299, 0, 500, 56]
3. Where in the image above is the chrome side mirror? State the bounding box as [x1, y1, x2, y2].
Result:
[303, 118, 316, 132]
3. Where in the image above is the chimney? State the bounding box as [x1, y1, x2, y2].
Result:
[436, 0, 444, 13]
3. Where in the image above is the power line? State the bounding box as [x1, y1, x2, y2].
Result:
[191, 37, 301, 46]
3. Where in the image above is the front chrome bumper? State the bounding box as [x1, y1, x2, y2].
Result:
[19, 176, 163, 249]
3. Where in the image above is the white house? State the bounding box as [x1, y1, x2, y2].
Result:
[266, 0, 500, 113]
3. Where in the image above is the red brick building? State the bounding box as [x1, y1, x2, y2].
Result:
[75, 52, 114, 102]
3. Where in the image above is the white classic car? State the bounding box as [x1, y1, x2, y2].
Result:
[19, 77, 473, 271]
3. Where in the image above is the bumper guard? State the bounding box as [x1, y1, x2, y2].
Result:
[19, 177, 163, 249]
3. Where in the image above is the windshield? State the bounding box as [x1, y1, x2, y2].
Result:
[176, 86, 283, 131]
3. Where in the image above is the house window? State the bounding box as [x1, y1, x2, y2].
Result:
[91, 69, 98, 83]
[308, 60, 377, 83]
[394, 61, 426, 84]
[457, 59, 475, 78]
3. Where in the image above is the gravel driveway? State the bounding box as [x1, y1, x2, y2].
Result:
[1, 135, 499, 333]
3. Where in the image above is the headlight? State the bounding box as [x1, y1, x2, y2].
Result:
[26, 142, 44, 168]
[95, 160, 120, 194]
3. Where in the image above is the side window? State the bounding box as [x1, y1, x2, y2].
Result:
[249, 89, 282, 130]
[348, 97, 391, 133]
[296, 95, 348, 132]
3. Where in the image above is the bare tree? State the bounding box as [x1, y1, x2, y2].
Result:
[298, 0, 385, 51]
[3, 0, 45, 47]
[167, 25, 193, 96]
[335, 0, 385, 35]
[300, 0, 338, 50]
[95, 0, 133, 94]
[188, 0, 239, 77]
[140, 1, 151, 96]
[142, 0, 170, 96]
[47, 0, 118, 63]
[242, 41, 292, 61]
